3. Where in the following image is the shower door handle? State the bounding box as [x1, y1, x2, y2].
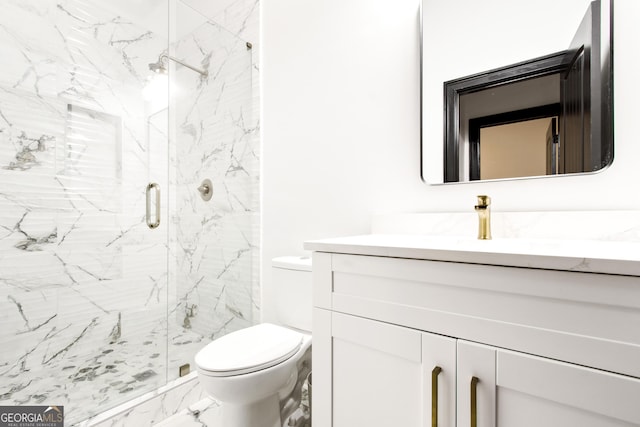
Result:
[146, 183, 161, 229]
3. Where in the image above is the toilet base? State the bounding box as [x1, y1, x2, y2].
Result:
[220, 394, 281, 427]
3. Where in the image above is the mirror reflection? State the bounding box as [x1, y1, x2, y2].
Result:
[478, 117, 559, 180]
[461, 74, 561, 180]
[423, 0, 613, 184]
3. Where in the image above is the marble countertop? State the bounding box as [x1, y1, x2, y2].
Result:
[304, 234, 640, 276]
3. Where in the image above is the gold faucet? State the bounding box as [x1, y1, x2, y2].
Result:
[474, 195, 492, 240]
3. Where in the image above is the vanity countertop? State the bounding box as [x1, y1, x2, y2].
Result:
[303, 234, 640, 277]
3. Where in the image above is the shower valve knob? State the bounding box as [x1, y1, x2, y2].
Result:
[197, 179, 213, 201]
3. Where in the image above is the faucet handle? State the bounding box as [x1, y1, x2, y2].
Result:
[197, 178, 213, 201]
[476, 195, 491, 208]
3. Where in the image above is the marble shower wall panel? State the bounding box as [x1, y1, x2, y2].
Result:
[180, 0, 259, 42]
[177, 0, 261, 332]
[0, 0, 171, 423]
[169, 4, 255, 372]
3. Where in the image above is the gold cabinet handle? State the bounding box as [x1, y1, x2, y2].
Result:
[431, 366, 442, 427]
[470, 376, 479, 427]
[146, 183, 160, 229]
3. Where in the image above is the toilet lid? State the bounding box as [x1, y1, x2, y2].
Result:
[195, 323, 303, 376]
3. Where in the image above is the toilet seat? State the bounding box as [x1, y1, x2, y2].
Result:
[195, 323, 303, 377]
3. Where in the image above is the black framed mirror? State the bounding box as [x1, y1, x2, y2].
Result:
[421, 0, 613, 184]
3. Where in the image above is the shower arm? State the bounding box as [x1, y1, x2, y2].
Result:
[160, 53, 208, 77]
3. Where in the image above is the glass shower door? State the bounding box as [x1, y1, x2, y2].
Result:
[0, 0, 170, 423]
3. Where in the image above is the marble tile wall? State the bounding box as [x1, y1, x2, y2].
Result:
[180, 0, 261, 326]
[166, 0, 259, 378]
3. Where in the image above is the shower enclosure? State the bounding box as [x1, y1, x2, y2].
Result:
[0, 0, 258, 423]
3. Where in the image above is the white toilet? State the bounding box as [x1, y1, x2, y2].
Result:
[195, 256, 312, 427]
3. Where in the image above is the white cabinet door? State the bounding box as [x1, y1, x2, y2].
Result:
[457, 340, 496, 427]
[423, 333, 456, 427]
[496, 349, 640, 427]
[331, 312, 422, 427]
[456, 340, 640, 427]
[325, 311, 456, 427]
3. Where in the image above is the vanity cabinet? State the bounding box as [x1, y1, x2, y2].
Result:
[308, 248, 640, 427]
[321, 311, 456, 427]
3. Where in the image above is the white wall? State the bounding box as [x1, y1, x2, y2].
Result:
[261, 0, 640, 322]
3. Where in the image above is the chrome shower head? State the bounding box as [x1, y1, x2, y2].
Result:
[148, 53, 208, 77]
[148, 56, 168, 74]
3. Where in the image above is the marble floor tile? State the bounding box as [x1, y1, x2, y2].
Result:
[153, 398, 221, 427]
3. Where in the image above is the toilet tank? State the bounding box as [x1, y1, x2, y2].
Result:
[272, 256, 312, 332]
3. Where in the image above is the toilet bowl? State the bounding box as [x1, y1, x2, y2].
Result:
[195, 256, 312, 427]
